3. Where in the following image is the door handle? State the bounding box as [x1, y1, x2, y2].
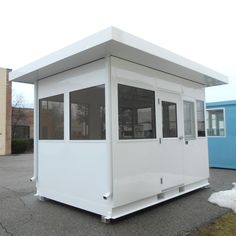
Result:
[178, 136, 184, 140]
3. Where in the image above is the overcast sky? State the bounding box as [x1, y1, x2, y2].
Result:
[1, 0, 235, 107]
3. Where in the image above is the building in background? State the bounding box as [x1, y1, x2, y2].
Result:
[12, 107, 34, 140]
[11, 107, 34, 154]
[207, 100, 236, 169]
[0, 68, 12, 155]
[0, 67, 34, 155]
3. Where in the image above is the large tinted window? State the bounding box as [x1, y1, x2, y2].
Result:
[184, 101, 195, 139]
[207, 109, 225, 136]
[70, 85, 105, 140]
[118, 84, 156, 139]
[39, 94, 64, 140]
[162, 101, 178, 138]
[197, 100, 206, 137]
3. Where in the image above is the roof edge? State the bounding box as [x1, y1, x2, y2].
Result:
[9, 27, 114, 81]
[207, 100, 236, 107]
[9, 26, 228, 86]
[111, 27, 228, 84]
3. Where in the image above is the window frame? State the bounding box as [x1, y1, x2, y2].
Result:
[39, 94, 64, 140]
[183, 100, 196, 140]
[69, 84, 106, 141]
[206, 107, 226, 138]
[196, 100, 206, 138]
[117, 83, 157, 141]
[161, 100, 178, 138]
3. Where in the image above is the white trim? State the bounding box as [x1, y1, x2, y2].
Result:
[31, 81, 38, 182]
[206, 107, 226, 138]
[117, 139, 158, 143]
[105, 56, 113, 201]
[64, 92, 69, 142]
[68, 140, 107, 143]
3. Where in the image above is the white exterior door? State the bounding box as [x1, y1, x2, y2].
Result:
[157, 90, 184, 191]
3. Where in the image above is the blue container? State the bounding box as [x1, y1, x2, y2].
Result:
[207, 100, 236, 169]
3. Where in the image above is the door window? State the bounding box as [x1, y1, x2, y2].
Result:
[184, 101, 196, 139]
[197, 100, 206, 137]
[162, 101, 178, 138]
[118, 84, 156, 139]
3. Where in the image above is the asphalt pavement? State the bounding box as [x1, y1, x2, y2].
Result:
[0, 154, 235, 236]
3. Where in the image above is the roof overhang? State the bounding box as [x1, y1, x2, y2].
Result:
[9, 27, 228, 87]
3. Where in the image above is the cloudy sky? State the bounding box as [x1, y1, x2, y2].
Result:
[1, 0, 235, 107]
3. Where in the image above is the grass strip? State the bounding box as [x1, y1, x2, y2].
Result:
[192, 212, 236, 236]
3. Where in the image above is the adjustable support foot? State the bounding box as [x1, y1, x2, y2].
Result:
[202, 184, 210, 189]
[101, 216, 110, 224]
[38, 196, 47, 201]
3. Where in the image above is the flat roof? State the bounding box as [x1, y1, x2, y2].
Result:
[9, 27, 228, 87]
[207, 100, 236, 107]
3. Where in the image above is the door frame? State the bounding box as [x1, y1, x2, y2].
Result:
[157, 89, 185, 191]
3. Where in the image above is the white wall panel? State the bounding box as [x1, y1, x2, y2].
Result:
[111, 56, 209, 208]
[38, 59, 106, 99]
[37, 58, 111, 215]
[38, 142, 110, 213]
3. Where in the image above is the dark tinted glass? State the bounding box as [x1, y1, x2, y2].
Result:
[162, 101, 178, 138]
[39, 94, 64, 140]
[118, 84, 156, 139]
[70, 85, 105, 140]
[197, 100, 206, 137]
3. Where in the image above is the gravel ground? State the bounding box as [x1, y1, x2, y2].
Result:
[0, 154, 235, 236]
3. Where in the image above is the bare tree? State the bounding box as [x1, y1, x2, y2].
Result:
[12, 93, 27, 139]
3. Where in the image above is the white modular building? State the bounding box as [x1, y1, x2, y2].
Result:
[10, 27, 228, 221]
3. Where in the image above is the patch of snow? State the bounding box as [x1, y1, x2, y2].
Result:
[208, 183, 236, 213]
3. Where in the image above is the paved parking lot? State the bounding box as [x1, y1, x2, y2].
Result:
[0, 154, 235, 236]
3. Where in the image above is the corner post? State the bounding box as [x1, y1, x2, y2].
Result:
[31, 80, 38, 184]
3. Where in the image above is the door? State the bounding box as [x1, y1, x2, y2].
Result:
[157, 90, 184, 191]
[183, 99, 209, 184]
